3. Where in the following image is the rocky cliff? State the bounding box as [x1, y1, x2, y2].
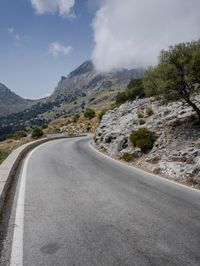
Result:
[94, 97, 200, 188]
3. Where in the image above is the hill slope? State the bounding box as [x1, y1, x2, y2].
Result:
[0, 60, 144, 139]
[51, 60, 144, 102]
[0, 83, 33, 116]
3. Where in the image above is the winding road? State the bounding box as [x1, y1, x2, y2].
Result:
[2, 136, 200, 265]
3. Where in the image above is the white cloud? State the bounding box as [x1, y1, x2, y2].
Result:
[92, 0, 200, 71]
[49, 42, 73, 57]
[7, 28, 22, 47]
[8, 28, 14, 33]
[31, 0, 75, 17]
[15, 34, 21, 47]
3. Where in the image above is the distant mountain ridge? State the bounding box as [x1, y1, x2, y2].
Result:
[0, 60, 144, 117]
[0, 83, 33, 116]
[51, 60, 145, 102]
[0, 60, 145, 139]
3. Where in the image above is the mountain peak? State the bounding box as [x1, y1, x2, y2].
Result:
[69, 60, 94, 77]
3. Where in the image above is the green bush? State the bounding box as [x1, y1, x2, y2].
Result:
[138, 119, 146, 125]
[31, 127, 44, 139]
[0, 149, 10, 164]
[116, 79, 145, 104]
[42, 124, 48, 129]
[115, 91, 127, 104]
[84, 108, 95, 119]
[122, 153, 134, 162]
[130, 128, 156, 152]
[110, 102, 121, 110]
[98, 109, 108, 121]
[143, 40, 200, 121]
[8, 130, 27, 140]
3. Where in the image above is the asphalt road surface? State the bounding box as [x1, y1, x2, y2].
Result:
[3, 136, 200, 265]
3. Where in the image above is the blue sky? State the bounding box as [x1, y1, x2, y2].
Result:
[0, 0, 95, 99]
[0, 0, 199, 99]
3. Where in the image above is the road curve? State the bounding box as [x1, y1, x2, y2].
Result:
[7, 136, 200, 265]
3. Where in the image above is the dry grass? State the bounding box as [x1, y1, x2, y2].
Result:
[0, 137, 31, 164]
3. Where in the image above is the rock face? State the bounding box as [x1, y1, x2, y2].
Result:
[0, 83, 33, 117]
[95, 97, 200, 186]
[51, 60, 145, 102]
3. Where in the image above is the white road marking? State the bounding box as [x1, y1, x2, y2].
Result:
[10, 142, 50, 266]
[9, 137, 83, 266]
[89, 142, 200, 194]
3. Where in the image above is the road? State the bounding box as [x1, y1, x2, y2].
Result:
[2, 136, 200, 265]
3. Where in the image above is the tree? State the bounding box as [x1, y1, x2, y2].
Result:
[116, 78, 145, 104]
[144, 40, 200, 121]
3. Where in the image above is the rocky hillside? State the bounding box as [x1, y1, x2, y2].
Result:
[0, 60, 144, 139]
[51, 60, 144, 102]
[0, 83, 33, 116]
[94, 97, 200, 188]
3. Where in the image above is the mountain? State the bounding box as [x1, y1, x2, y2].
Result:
[0, 60, 145, 140]
[51, 60, 145, 103]
[0, 83, 33, 116]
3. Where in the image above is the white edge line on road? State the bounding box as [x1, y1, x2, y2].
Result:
[89, 142, 200, 194]
[9, 142, 51, 266]
[9, 136, 86, 266]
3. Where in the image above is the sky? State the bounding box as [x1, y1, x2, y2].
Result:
[0, 0, 200, 99]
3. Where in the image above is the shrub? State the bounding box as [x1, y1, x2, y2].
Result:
[8, 130, 27, 140]
[139, 119, 146, 125]
[130, 128, 156, 152]
[73, 113, 80, 123]
[84, 108, 95, 119]
[122, 153, 134, 162]
[31, 127, 44, 139]
[98, 109, 108, 121]
[115, 91, 127, 104]
[116, 79, 145, 104]
[0, 149, 10, 164]
[87, 126, 91, 132]
[110, 102, 121, 110]
[42, 124, 48, 129]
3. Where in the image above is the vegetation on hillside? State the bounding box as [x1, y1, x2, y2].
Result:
[144, 40, 200, 121]
[130, 128, 156, 152]
[31, 127, 44, 139]
[116, 79, 145, 104]
[7, 130, 27, 140]
[113, 40, 200, 122]
[98, 109, 109, 121]
[122, 152, 134, 162]
[0, 148, 10, 164]
[84, 108, 96, 119]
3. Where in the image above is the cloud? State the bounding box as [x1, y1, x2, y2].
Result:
[8, 28, 14, 33]
[7, 28, 22, 47]
[31, 0, 75, 17]
[92, 0, 200, 71]
[15, 34, 21, 47]
[49, 42, 73, 57]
